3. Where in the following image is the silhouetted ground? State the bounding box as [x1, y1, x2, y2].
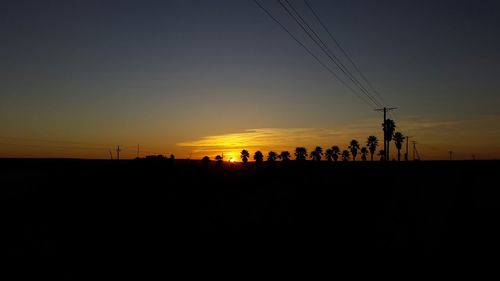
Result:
[2, 158, 500, 266]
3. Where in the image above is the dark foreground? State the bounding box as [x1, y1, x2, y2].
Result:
[2, 159, 500, 262]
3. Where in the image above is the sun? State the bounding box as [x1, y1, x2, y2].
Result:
[229, 157, 236, 163]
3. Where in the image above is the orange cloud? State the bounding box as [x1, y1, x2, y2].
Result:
[177, 127, 376, 160]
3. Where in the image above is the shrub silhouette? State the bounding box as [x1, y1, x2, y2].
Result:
[378, 150, 385, 161]
[360, 147, 368, 162]
[215, 155, 223, 166]
[202, 156, 210, 166]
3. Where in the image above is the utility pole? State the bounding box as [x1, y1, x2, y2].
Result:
[412, 141, 421, 161]
[412, 141, 416, 161]
[405, 136, 412, 161]
[109, 149, 113, 160]
[374, 107, 397, 161]
[116, 145, 120, 161]
[448, 150, 453, 161]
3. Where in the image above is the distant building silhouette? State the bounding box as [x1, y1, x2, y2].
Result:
[149, 155, 165, 159]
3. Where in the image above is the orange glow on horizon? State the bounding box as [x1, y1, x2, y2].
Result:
[4, 115, 500, 161]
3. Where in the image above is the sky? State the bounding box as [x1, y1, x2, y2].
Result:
[1, 0, 500, 160]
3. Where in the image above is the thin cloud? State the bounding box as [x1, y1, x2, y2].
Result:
[177, 114, 500, 160]
[177, 127, 377, 159]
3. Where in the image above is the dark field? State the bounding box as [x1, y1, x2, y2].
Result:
[2, 159, 500, 261]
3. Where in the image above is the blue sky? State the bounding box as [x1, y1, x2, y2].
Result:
[1, 0, 499, 159]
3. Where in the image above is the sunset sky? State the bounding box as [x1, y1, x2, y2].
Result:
[1, 0, 500, 160]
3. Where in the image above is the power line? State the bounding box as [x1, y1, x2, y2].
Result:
[303, 0, 387, 105]
[297, 0, 412, 146]
[374, 107, 397, 160]
[253, 0, 413, 151]
[281, 0, 383, 107]
[278, 0, 381, 107]
[252, 0, 374, 108]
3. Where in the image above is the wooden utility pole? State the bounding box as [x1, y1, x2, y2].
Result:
[405, 136, 412, 161]
[413, 141, 416, 160]
[116, 145, 120, 161]
[374, 107, 397, 161]
[412, 141, 421, 161]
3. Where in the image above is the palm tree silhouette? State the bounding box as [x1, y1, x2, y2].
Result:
[332, 146, 340, 162]
[267, 151, 277, 162]
[393, 132, 405, 161]
[240, 150, 250, 164]
[295, 147, 308, 161]
[254, 151, 264, 164]
[310, 146, 323, 161]
[367, 136, 378, 161]
[278, 151, 291, 161]
[349, 140, 360, 161]
[215, 155, 223, 166]
[325, 148, 334, 162]
[341, 150, 350, 161]
[378, 150, 385, 161]
[360, 147, 368, 161]
[383, 119, 396, 160]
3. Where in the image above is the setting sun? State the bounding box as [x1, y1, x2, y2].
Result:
[229, 157, 236, 163]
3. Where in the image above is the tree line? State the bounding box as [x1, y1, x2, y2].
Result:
[202, 119, 406, 165]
